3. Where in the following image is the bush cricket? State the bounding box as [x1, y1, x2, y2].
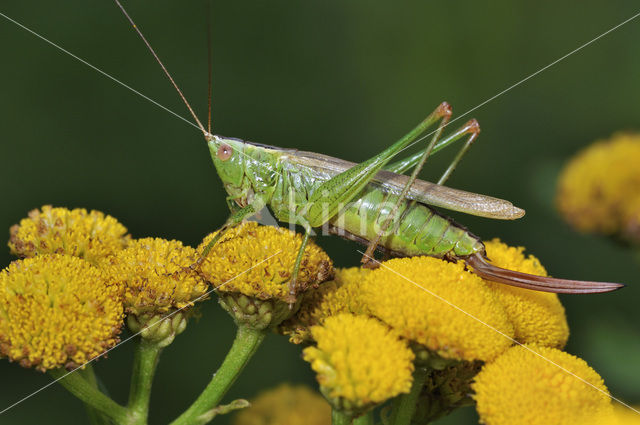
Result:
[118, 0, 624, 298]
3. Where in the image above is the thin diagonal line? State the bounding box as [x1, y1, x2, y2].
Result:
[0, 10, 280, 176]
[359, 251, 640, 415]
[0, 11, 199, 131]
[2, 4, 639, 414]
[397, 9, 640, 158]
[0, 250, 282, 416]
[4, 7, 639, 183]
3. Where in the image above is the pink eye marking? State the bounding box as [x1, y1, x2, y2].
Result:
[217, 143, 233, 161]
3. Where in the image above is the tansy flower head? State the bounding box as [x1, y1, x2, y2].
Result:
[360, 256, 514, 362]
[483, 239, 569, 349]
[472, 344, 614, 425]
[556, 133, 640, 242]
[232, 384, 330, 425]
[107, 238, 207, 315]
[279, 267, 370, 344]
[0, 255, 124, 371]
[303, 313, 414, 416]
[106, 238, 207, 344]
[199, 222, 332, 300]
[198, 222, 333, 329]
[8, 205, 129, 265]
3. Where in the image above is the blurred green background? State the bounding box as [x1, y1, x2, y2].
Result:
[1, 1, 639, 423]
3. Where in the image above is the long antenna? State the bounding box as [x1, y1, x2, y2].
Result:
[207, 0, 213, 135]
[112, 0, 209, 138]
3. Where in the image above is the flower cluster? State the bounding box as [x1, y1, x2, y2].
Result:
[1, 206, 214, 370]
[1, 205, 622, 425]
[2, 208, 335, 367]
[285, 238, 614, 423]
[556, 133, 640, 243]
[2, 207, 339, 424]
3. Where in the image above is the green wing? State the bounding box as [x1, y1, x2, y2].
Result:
[287, 150, 525, 220]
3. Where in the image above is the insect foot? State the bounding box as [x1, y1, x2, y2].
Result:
[360, 256, 382, 270]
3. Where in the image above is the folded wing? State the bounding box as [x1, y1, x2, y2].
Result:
[289, 150, 525, 220]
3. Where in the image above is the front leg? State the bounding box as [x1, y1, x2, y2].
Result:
[194, 202, 262, 269]
[286, 227, 311, 306]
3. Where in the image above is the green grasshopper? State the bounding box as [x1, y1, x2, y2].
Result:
[114, 0, 622, 297]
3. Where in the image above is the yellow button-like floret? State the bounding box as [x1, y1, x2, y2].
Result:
[279, 267, 371, 344]
[198, 222, 333, 301]
[8, 205, 129, 265]
[233, 384, 330, 425]
[483, 239, 569, 349]
[360, 256, 513, 362]
[473, 344, 614, 425]
[556, 133, 640, 237]
[303, 313, 414, 413]
[106, 238, 208, 315]
[0, 255, 124, 371]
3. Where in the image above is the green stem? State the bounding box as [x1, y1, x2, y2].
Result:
[389, 367, 428, 425]
[49, 368, 130, 424]
[353, 411, 374, 425]
[332, 409, 353, 425]
[128, 339, 163, 425]
[169, 325, 266, 425]
[80, 365, 113, 425]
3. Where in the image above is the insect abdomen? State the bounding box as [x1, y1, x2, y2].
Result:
[329, 186, 485, 259]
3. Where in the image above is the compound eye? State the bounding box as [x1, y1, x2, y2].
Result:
[217, 143, 233, 161]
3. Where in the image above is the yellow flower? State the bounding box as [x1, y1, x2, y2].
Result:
[199, 222, 332, 301]
[472, 344, 614, 425]
[8, 205, 129, 265]
[198, 222, 333, 330]
[483, 239, 569, 349]
[303, 313, 414, 415]
[106, 238, 208, 315]
[360, 256, 514, 362]
[279, 267, 370, 344]
[232, 384, 330, 425]
[556, 133, 640, 239]
[0, 255, 124, 371]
